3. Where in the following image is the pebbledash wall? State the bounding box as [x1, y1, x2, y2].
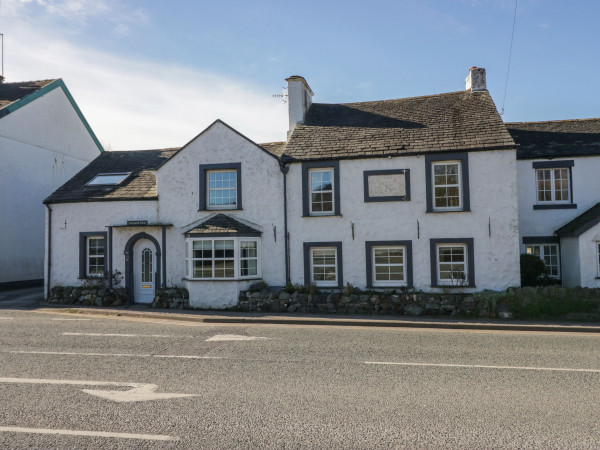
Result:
[517, 156, 600, 288]
[46, 121, 286, 308]
[285, 149, 521, 292]
[1, 83, 101, 285]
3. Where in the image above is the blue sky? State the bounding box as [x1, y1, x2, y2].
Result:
[2, 0, 599, 149]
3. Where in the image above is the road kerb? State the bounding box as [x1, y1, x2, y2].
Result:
[33, 306, 600, 334]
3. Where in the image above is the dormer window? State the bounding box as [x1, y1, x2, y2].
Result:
[86, 172, 130, 186]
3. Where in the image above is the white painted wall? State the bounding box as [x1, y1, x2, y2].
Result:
[559, 237, 580, 287]
[47, 201, 160, 290]
[517, 156, 600, 248]
[575, 226, 600, 288]
[1, 85, 101, 284]
[286, 149, 521, 292]
[156, 121, 285, 308]
[48, 121, 285, 308]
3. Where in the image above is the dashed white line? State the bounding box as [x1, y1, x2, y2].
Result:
[365, 361, 600, 373]
[62, 332, 178, 337]
[52, 318, 92, 321]
[0, 426, 178, 441]
[154, 355, 222, 360]
[206, 334, 269, 341]
[0, 317, 14, 320]
[8, 350, 222, 359]
[10, 350, 151, 358]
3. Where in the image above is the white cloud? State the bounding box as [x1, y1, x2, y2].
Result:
[2, 11, 288, 150]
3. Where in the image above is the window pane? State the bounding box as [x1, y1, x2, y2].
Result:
[438, 245, 466, 283]
[208, 170, 237, 207]
[241, 259, 257, 276]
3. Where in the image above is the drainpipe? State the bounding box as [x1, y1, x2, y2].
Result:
[45, 204, 52, 301]
[108, 226, 113, 289]
[279, 160, 290, 285]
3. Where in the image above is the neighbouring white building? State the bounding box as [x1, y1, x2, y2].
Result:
[44, 67, 523, 307]
[0, 79, 103, 288]
[508, 119, 600, 287]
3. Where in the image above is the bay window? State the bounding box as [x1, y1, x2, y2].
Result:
[186, 238, 259, 280]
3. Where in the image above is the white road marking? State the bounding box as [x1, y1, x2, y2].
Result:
[0, 377, 196, 403]
[0, 317, 13, 320]
[365, 361, 600, 373]
[63, 332, 178, 337]
[154, 354, 222, 359]
[9, 350, 151, 358]
[7, 350, 222, 359]
[0, 426, 177, 441]
[206, 334, 270, 341]
[52, 318, 92, 321]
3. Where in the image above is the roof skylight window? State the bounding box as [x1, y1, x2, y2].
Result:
[86, 172, 130, 186]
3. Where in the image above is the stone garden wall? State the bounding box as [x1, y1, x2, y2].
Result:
[47, 283, 600, 321]
[234, 284, 600, 320]
[48, 286, 189, 309]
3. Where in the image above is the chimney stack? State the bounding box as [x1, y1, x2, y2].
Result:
[286, 75, 313, 140]
[465, 67, 486, 91]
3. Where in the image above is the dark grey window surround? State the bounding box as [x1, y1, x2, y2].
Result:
[302, 160, 341, 217]
[532, 160, 576, 210]
[365, 240, 413, 288]
[425, 153, 470, 213]
[199, 162, 242, 211]
[303, 241, 343, 289]
[522, 236, 560, 244]
[363, 169, 411, 202]
[429, 238, 475, 288]
[79, 231, 108, 279]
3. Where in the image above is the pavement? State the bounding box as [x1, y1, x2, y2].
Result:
[3, 286, 600, 333]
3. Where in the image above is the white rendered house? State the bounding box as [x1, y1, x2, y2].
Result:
[44, 68, 522, 308]
[508, 119, 600, 287]
[0, 79, 103, 288]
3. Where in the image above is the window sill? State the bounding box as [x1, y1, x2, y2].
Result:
[533, 204, 577, 210]
[182, 277, 261, 282]
[431, 284, 475, 289]
[302, 214, 343, 218]
[426, 209, 471, 214]
[366, 285, 411, 289]
[198, 208, 243, 212]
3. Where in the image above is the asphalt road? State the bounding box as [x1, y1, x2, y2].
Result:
[0, 306, 599, 448]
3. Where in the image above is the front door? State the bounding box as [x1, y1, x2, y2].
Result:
[134, 240, 155, 304]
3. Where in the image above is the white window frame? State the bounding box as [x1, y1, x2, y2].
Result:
[597, 242, 600, 278]
[186, 237, 260, 280]
[432, 161, 462, 212]
[240, 240, 259, 278]
[372, 246, 407, 287]
[436, 244, 468, 286]
[207, 169, 238, 210]
[526, 244, 560, 278]
[309, 168, 335, 216]
[310, 247, 338, 287]
[535, 168, 571, 205]
[86, 236, 105, 277]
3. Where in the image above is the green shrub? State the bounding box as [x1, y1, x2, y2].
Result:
[282, 283, 296, 294]
[520, 253, 547, 286]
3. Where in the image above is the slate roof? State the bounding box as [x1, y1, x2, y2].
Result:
[185, 214, 262, 236]
[507, 119, 600, 159]
[555, 203, 600, 237]
[0, 79, 56, 109]
[259, 141, 287, 158]
[44, 148, 180, 204]
[283, 90, 515, 161]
